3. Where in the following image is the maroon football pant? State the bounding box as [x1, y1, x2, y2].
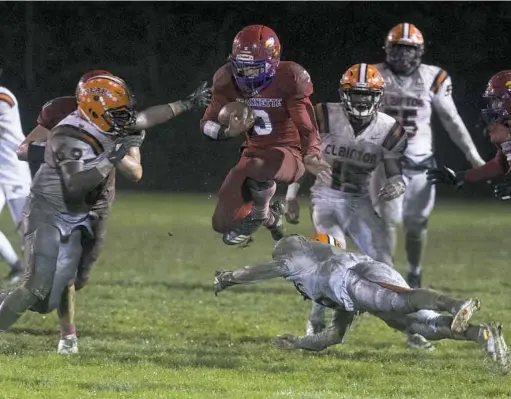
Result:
[212, 147, 305, 233]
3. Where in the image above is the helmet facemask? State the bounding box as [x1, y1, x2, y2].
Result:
[481, 93, 511, 127]
[230, 55, 276, 95]
[104, 107, 137, 135]
[386, 44, 423, 76]
[340, 88, 382, 125]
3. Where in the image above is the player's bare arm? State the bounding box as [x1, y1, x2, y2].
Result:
[116, 146, 142, 182]
[134, 81, 211, 131]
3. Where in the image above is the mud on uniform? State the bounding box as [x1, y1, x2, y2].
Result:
[220, 235, 478, 350]
[37, 96, 115, 285]
[0, 112, 115, 324]
[200, 61, 321, 233]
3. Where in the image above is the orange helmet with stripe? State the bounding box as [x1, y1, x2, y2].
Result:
[75, 69, 113, 98]
[77, 75, 136, 135]
[339, 63, 385, 120]
[311, 233, 344, 248]
[384, 23, 424, 76]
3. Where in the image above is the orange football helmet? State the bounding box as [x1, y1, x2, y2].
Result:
[75, 69, 113, 98]
[77, 75, 136, 135]
[311, 233, 344, 248]
[384, 23, 424, 75]
[339, 63, 385, 119]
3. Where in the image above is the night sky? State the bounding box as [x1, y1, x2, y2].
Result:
[1, 2, 510, 195]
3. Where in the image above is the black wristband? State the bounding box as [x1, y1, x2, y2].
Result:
[27, 142, 46, 163]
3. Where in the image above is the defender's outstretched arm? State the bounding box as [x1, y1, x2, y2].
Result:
[213, 259, 289, 296]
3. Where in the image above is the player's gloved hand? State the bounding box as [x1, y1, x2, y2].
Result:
[184, 81, 212, 110]
[494, 179, 511, 201]
[225, 107, 255, 138]
[274, 334, 301, 350]
[108, 135, 144, 164]
[284, 198, 300, 225]
[303, 153, 331, 176]
[377, 178, 406, 202]
[426, 166, 464, 188]
[213, 270, 238, 296]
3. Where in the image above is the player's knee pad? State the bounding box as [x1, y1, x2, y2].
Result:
[403, 217, 428, 239]
[245, 178, 275, 191]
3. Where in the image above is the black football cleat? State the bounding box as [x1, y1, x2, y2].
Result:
[222, 214, 265, 246]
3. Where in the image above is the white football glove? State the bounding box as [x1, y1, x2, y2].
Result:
[377, 176, 406, 202]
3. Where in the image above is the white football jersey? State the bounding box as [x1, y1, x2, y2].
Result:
[0, 87, 31, 186]
[375, 63, 483, 166]
[311, 103, 406, 198]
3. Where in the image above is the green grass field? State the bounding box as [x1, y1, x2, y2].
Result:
[0, 193, 510, 399]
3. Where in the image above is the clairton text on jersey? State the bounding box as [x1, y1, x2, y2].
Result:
[236, 97, 283, 108]
[382, 95, 425, 108]
[324, 144, 378, 166]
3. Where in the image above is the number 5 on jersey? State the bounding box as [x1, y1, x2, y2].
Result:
[253, 109, 272, 136]
[385, 107, 418, 138]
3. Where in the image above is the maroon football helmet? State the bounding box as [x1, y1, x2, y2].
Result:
[481, 70, 511, 126]
[229, 25, 281, 95]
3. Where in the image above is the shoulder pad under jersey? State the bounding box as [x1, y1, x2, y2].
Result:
[0, 87, 17, 108]
[378, 113, 406, 151]
[212, 63, 234, 91]
[373, 63, 393, 80]
[50, 124, 106, 165]
[278, 61, 314, 99]
[420, 64, 450, 95]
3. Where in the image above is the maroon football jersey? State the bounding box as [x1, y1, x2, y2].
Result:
[37, 96, 78, 130]
[201, 61, 321, 155]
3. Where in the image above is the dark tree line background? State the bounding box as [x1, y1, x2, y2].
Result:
[1, 2, 510, 197]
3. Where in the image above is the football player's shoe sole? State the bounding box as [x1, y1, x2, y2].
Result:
[451, 298, 481, 333]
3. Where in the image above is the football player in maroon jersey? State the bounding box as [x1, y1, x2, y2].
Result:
[201, 25, 327, 246]
[428, 70, 511, 197]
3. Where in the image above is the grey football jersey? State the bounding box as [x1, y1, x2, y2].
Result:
[30, 112, 114, 213]
[272, 235, 372, 309]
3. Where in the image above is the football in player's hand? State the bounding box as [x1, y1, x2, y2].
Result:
[218, 101, 254, 125]
[218, 102, 256, 137]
